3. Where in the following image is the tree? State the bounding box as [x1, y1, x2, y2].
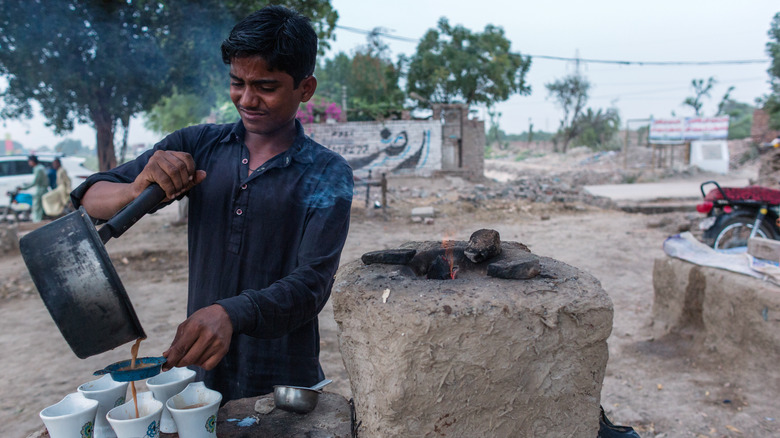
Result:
[765, 12, 780, 130]
[316, 29, 405, 121]
[406, 17, 531, 108]
[682, 77, 717, 116]
[0, 0, 337, 171]
[574, 107, 621, 149]
[545, 73, 590, 152]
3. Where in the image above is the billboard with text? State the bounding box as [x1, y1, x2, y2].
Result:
[649, 117, 729, 143]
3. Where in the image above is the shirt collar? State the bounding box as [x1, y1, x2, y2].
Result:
[222, 119, 314, 166]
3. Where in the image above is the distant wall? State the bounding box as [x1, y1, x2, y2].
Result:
[306, 120, 442, 178]
[304, 104, 485, 180]
[751, 108, 780, 144]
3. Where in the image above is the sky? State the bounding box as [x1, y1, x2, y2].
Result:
[1, 0, 778, 150]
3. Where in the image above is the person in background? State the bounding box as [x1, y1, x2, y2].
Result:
[46, 163, 57, 189]
[18, 155, 49, 222]
[42, 158, 72, 217]
[72, 5, 353, 403]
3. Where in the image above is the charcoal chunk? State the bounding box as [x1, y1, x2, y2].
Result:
[464, 229, 501, 263]
[487, 256, 540, 280]
[362, 248, 417, 265]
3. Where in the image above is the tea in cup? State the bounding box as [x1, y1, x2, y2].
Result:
[166, 381, 222, 438]
[78, 374, 129, 438]
[145, 366, 196, 433]
[106, 391, 162, 438]
[39, 392, 99, 438]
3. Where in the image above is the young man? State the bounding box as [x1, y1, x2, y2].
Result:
[72, 5, 353, 402]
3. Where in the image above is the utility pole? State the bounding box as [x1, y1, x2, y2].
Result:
[341, 85, 348, 122]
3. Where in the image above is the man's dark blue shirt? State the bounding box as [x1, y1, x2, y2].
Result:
[72, 119, 353, 402]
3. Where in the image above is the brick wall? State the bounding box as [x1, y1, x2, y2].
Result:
[751, 108, 780, 144]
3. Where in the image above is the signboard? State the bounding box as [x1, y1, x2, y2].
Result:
[649, 117, 729, 143]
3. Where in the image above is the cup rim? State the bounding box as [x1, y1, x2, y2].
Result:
[166, 396, 221, 413]
[39, 393, 99, 420]
[78, 374, 128, 394]
[146, 367, 196, 387]
[106, 398, 163, 423]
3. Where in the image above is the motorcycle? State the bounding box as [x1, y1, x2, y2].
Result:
[696, 180, 780, 250]
[0, 189, 32, 223]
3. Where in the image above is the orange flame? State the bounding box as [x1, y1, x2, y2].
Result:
[442, 235, 456, 279]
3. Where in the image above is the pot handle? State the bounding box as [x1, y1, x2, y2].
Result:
[97, 184, 168, 243]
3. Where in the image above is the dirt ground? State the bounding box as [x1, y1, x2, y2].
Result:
[3, 144, 780, 438]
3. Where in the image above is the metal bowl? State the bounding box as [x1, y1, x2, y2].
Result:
[273, 385, 321, 414]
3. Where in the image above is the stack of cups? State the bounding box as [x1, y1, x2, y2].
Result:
[77, 375, 129, 438]
[145, 367, 196, 434]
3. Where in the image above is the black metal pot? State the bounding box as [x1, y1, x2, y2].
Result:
[20, 184, 166, 359]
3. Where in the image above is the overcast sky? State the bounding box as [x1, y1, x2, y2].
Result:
[1, 0, 778, 150]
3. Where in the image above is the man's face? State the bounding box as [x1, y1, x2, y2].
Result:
[229, 56, 316, 138]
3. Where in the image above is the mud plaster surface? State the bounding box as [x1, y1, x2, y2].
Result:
[332, 242, 613, 438]
[652, 257, 780, 365]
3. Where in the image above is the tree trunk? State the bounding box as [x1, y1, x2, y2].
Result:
[93, 110, 117, 171]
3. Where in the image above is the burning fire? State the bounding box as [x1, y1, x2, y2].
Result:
[442, 237, 457, 280]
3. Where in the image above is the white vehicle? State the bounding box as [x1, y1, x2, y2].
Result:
[0, 154, 95, 209]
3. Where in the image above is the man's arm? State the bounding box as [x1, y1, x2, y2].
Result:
[79, 150, 206, 220]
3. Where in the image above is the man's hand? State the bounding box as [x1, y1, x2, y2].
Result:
[162, 304, 233, 371]
[133, 150, 207, 201]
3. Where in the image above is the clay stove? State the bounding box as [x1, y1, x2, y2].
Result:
[332, 230, 613, 437]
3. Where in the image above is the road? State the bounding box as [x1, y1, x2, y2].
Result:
[583, 177, 751, 202]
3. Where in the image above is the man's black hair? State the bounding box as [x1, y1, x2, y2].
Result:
[28, 155, 39, 165]
[221, 5, 317, 88]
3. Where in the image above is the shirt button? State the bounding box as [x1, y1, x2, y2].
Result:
[241, 184, 247, 190]
[242, 158, 248, 164]
[236, 209, 243, 215]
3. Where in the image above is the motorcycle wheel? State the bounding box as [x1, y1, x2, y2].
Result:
[710, 213, 777, 250]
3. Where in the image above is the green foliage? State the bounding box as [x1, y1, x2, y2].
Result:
[316, 30, 405, 121]
[0, 0, 338, 170]
[545, 73, 591, 152]
[485, 127, 554, 144]
[717, 98, 754, 139]
[145, 87, 214, 134]
[573, 107, 621, 149]
[406, 18, 531, 108]
[767, 12, 780, 130]
[768, 12, 780, 90]
[683, 77, 717, 116]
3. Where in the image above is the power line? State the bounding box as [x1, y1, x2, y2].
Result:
[335, 24, 770, 66]
[335, 25, 419, 43]
[529, 54, 769, 66]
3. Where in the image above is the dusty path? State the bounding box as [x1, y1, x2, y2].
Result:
[3, 171, 779, 437]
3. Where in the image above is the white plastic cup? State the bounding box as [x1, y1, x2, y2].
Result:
[39, 392, 99, 438]
[145, 366, 196, 433]
[106, 391, 163, 438]
[166, 381, 222, 438]
[78, 374, 129, 438]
